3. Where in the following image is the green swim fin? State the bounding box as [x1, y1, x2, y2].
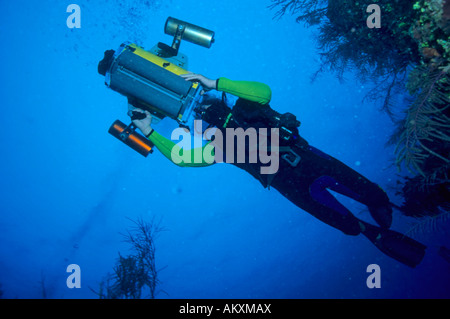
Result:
[360, 221, 427, 268]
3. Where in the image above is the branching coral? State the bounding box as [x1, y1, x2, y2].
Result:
[110, 254, 147, 299]
[270, 0, 420, 84]
[92, 217, 166, 299]
[122, 216, 165, 299]
[269, 0, 328, 25]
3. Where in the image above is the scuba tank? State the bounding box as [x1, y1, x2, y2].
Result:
[230, 99, 302, 145]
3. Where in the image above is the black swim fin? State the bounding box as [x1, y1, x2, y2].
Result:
[360, 221, 427, 268]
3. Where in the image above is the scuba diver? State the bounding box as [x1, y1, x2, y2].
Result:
[97, 15, 426, 267]
[126, 73, 427, 268]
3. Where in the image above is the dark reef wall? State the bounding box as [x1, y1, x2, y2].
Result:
[271, 0, 449, 219]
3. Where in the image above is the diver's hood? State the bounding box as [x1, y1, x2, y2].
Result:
[98, 50, 115, 76]
[199, 97, 232, 128]
[198, 90, 222, 105]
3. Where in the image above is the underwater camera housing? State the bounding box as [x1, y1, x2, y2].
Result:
[99, 17, 215, 157]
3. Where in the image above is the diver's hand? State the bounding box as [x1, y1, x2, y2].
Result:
[180, 73, 217, 91]
[130, 108, 153, 137]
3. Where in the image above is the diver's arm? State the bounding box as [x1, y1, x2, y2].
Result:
[180, 73, 272, 104]
[180, 73, 217, 91]
[131, 109, 214, 167]
[148, 131, 215, 168]
[217, 77, 272, 104]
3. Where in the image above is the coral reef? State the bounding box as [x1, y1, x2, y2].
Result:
[271, 0, 419, 83]
[270, 0, 449, 221]
[393, 0, 450, 218]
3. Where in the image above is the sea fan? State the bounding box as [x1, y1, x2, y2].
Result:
[394, 65, 450, 176]
[406, 207, 450, 237]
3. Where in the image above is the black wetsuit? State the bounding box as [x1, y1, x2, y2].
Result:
[203, 97, 391, 236]
[269, 142, 389, 235]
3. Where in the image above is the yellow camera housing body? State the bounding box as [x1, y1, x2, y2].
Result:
[105, 42, 201, 124]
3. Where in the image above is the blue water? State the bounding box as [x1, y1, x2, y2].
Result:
[0, 0, 449, 299]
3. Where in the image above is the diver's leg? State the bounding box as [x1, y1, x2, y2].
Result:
[306, 145, 393, 228]
[271, 167, 362, 236]
[271, 146, 424, 266]
[307, 146, 389, 205]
